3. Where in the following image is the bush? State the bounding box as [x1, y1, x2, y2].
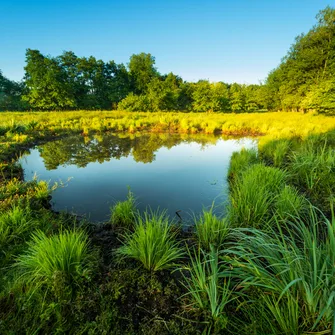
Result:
[118, 93, 151, 112]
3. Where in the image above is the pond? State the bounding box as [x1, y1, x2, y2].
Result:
[20, 133, 256, 223]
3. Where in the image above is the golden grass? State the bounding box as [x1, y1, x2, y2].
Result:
[1, 111, 335, 147]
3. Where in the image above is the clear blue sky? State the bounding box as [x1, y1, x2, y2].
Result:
[0, 0, 331, 84]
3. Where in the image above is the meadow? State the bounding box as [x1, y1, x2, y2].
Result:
[1, 110, 335, 334]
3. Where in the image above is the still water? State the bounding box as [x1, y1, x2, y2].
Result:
[20, 133, 256, 223]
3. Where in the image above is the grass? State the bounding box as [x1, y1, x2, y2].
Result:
[110, 188, 136, 228]
[194, 206, 230, 251]
[274, 185, 307, 221]
[259, 138, 292, 167]
[182, 247, 234, 331]
[289, 142, 335, 212]
[1, 110, 335, 333]
[228, 147, 258, 181]
[225, 206, 335, 334]
[229, 163, 287, 228]
[16, 229, 95, 294]
[117, 209, 184, 272]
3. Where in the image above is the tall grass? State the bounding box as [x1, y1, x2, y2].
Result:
[228, 148, 258, 181]
[274, 185, 307, 221]
[17, 230, 94, 294]
[225, 206, 335, 334]
[289, 143, 335, 212]
[0, 206, 36, 269]
[117, 210, 184, 272]
[110, 189, 136, 228]
[259, 138, 292, 167]
[194, 207, 230, 251]
[229, 163, 287, 228]
[182, 247, 234, 331]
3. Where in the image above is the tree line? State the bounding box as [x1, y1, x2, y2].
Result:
[1, 6, 334, 113]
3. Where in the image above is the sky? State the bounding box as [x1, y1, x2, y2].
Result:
[0, 0, 332, 84]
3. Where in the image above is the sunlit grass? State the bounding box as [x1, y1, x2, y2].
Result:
[117, 209, 184, 272]
[109, 189, 136, 228]
[1, 111, 335, 142]
[17, 229, 95, 294]
[228, 148, 258, 181]
[229, 163, 287, 228]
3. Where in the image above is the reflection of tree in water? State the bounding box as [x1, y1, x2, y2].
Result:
[38, 133, 222, 170]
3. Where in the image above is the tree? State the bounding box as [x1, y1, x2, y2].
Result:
[229, 83, 246, 112]
[192, 81, 230, 113]
[23, 49, 75, 110]
[0, 70, 26, 111]
[128, 53, 159, 94]
[265, 6, 335, 113]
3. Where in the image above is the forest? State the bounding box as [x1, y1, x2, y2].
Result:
[1, 6, 334, 114]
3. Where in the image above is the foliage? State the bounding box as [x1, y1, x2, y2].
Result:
[265, 6, 335, 113]
[128, 52, 159, 94]
[0, 70, 26, 111]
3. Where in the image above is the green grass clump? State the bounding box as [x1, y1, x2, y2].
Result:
[195, 207, 230, 251]
[260, 138, 292, 167]
[274, 185, 307, 221]
[0, 206, 33, 245]
[229, 163, 287, 227]
[289, 144, 335, 212]
[17, 229, 94, 293]
[117, 210, 184, 272]
[182, 247, 233, 331]
[226, 207, 335, 334]
[228, 148, 258, 181]
[0, 206, 35, 268]
[110, 189, 136, 228]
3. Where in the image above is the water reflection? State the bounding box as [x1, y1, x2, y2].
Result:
[21, 133, 256, 222]
[38, 133, 226, 169]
